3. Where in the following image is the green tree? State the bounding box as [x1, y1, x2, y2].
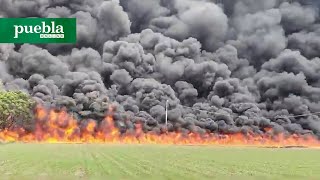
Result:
[0, 90, 35, 131]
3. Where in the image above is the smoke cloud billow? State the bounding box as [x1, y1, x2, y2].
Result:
[1, 0, 320, 137]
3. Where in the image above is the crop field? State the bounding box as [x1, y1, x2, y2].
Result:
[0, 144, 319, 179]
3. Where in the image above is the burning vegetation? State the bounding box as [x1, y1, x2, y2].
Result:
[0, 105, 319, 147]
[1, 1, 320, 146]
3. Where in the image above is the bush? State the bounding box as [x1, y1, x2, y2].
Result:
[0, 90, 35, 130]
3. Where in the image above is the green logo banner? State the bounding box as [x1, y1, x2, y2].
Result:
[0, 18, 76, 43]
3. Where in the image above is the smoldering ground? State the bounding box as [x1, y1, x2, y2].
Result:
[0, 0, 320, 137]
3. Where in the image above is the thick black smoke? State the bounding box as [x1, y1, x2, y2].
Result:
[1, 0, 320, 137]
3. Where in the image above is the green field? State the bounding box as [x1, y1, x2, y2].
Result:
[0, 144, 319, 179]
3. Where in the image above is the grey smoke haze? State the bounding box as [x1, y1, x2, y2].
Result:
[1, 0, 320, 137]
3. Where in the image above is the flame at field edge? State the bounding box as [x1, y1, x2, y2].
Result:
[0, 106, 320, 148]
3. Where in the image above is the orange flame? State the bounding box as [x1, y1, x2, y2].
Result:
[0, 106, 320, 148]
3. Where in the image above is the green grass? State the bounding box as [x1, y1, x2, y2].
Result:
[0, 144, 319, 179]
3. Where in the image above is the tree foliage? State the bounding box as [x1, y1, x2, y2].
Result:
[0, 90, 35, 130]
